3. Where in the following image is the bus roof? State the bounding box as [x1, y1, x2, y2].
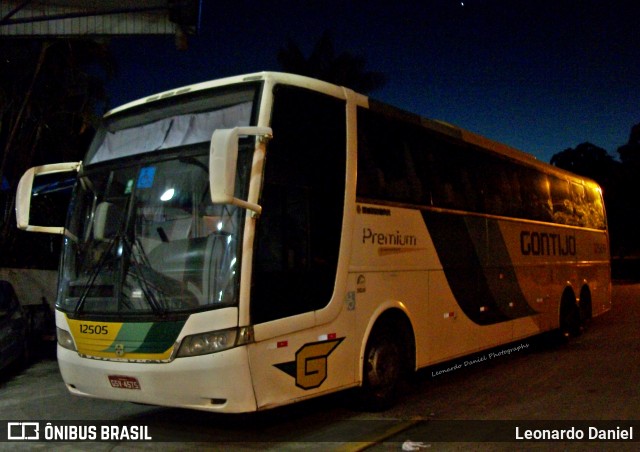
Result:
[104, 71, 345, 118]
[104, 71, 595, 186]
[365, 97, 594, 186]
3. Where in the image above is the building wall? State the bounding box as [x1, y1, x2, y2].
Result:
[0, 268, 57, 307]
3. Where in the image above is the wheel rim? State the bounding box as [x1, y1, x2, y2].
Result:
[366, 341, 400, 391]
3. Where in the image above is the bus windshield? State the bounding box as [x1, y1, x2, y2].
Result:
[57, 84, 260, 318]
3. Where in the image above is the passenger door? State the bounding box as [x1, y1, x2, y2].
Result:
[248, 84, 355, 408]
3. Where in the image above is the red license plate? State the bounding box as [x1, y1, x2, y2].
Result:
[108, 375, 141, 390]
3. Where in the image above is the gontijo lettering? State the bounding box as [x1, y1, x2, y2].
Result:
[520, 231, 576, 256]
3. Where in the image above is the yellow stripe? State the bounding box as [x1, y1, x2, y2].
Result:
[66, 317, 175, 360]
[335, 419, 422, 452]
[67, 318, 123, 357]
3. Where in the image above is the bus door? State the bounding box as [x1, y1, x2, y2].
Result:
[245, 84, 354, 408]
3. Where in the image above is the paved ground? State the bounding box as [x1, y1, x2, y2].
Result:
[1, 283, 638, 450]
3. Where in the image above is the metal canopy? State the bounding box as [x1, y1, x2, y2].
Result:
[0, 1, 200, 36]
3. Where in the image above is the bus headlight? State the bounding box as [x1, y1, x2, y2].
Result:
[176, 326, 254, 358]
[57, 327, 77, 351]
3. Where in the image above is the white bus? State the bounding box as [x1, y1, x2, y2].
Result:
[16, 72, 611, 412]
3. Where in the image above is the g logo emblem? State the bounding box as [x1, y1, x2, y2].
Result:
[274, 338, 344, 390]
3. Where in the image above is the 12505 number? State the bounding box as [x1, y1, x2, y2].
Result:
[80, 324, 109, 335]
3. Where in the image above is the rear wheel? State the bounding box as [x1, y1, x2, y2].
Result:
[579, 287, 593, 324]
[559, 292, 582, 339]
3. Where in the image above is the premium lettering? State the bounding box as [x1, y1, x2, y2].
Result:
[362, 228, 417, 246]
[520, 231, 576, 256]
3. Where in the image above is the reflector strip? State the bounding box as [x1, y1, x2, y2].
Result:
[318, 333, 337, 341]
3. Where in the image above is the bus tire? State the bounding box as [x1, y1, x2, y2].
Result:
[579, 286, 593, 323]
[358, 322, 405, 411]
[559, 290, 582, 339]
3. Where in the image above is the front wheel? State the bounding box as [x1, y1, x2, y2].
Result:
[359, 326, 404, 411]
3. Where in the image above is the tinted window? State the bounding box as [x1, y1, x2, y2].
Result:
[251, 86, 346, 323]
[356, 107, 605, 229]
[356, 109, 423, 204]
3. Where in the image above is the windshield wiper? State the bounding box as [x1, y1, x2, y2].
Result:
[120, 235, 166, 316]
[75, 232, 166, 316]
[75, 235, 117, 315]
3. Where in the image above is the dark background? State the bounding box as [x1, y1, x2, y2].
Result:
[1, 0, 638, 271]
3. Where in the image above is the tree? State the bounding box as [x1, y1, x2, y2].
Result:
[613, 123, 640, 259]
[0, 39, 114, 187]
[617, 123, 640, 165]
[550, 125, 640, 261]
[550, 142, 617, 184]
[550, 141, 628, 257]
[0, 38, 115, 268]
[277, 32, 386, 94]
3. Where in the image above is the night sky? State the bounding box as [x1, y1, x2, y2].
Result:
[105, 0, 640, 163]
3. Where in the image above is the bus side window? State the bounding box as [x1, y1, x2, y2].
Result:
[571, 182, 587, 227]
[585, 186, 606, 229]
[356, 121, 385, 199]
[519, 169, 552, 223]
[424, 140, 459, 209]
[550, 177, 576, 225]
[428, 141, 479, 212]
[484, 157, 524, 218]
[356, 109, 423, 205]
[503, 165, 525, 218]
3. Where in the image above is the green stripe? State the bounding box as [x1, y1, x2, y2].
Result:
[104, 321, 186, 354]
[422, 211, 537, 325]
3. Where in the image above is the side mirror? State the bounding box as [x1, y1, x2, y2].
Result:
[209, 126, 272, 215]
[16, 162, 81, 234]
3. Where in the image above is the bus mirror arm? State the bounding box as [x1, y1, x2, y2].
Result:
[209, 126, 272, 215]
[16, 161, 82, 235]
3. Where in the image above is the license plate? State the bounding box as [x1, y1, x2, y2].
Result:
[108, 375, 141, 390]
